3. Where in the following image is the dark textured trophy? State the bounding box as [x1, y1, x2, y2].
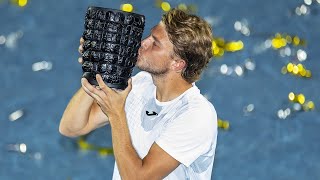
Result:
[81, 6, 145, 90]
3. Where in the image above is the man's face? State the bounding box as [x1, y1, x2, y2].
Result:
[136, 22, 175, 76]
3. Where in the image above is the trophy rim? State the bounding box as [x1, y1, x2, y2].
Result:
[87, 6, 145, 19]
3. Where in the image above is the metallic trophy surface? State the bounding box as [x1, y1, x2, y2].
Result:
[82, 6, 145, 90]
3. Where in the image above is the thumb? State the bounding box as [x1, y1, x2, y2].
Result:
[124, 78, 133, 94]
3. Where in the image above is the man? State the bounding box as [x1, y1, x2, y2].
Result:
[59, 8, 217, 180]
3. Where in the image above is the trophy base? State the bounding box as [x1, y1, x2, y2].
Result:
[82, 72, 128, 90]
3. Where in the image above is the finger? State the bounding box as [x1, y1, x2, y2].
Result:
[82, 82, 103, 103]
[78, 57, 83, 64]
[82, 78, 102, 95]
[80, 37, 84, 45]
[78, 44, 83, 54]
[96, 74, 112, 93]
[81, 78, 106, 101]
[81, 79, 102, 99]
[123, 78, 133, 94]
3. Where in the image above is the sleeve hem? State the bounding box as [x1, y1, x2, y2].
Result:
[155, 140, 194, 167]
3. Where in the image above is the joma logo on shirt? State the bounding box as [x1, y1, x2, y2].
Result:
[146, 111, 158, 116]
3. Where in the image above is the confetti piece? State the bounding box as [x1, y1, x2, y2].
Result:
[32, 61, 53, 71]
[161, 2, 171, 12]
[121, 3, 133, 12]
[9, 109, 24, 121]
[218, 119, 230, 130]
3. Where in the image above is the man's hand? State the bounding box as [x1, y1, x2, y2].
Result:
[81, 74, 132, 122]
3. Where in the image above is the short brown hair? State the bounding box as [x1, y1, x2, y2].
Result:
[162, 9, 213, 83]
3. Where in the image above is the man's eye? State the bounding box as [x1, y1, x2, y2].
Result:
[153, 42, 157, 46]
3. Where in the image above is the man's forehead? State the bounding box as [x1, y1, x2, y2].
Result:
[151, 22, 164, 32]
[151, 22, 168, 39]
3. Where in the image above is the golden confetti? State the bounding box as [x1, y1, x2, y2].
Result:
[305, 70, 311, 77]
[77, 136, 113, 156]
[161, 1, 171, 12]
[78, 138, 92, 150]
[293, 36, 300, 46]
[218, 119, 230, 130]
[272, 37, 286, 49]
[297, 94, 305, 104]
[10, 0, 28, 7]
[286, 63, 294, 72]
[303, 101, 315, 111]
[18, 0, 27, 7]
[155, 1, 197, 13]
[287, 92, 315, 108]
[121, 3, 133, 12]
[292, 65, 299, 75]
[212, 37, 244, 57]
[270, 33, 306, 50]
[283, 62, 311, 78]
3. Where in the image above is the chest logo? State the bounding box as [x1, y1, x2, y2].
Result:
[146, 111, 158, 116]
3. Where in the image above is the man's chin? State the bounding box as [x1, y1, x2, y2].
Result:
[135, 56, 144, 67]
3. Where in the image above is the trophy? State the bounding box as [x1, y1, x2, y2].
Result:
[81, 6, 145, 90]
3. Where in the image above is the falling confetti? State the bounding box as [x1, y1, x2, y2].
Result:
[4, 31, 23, 49]
[218, 118, 230, 130]
[243, 104, 255, 116]
[6, 143, 27, 153]
[218, 59, 255, 77]
[270, 33, 306, 50]
[32, 61, 53, 71]
[10, 0, 28, 7]
[77, 136, 113, 157]
[212, 37, 244, 57]
[155, 0, 197, 13]
[277, 92, 315, 119]
[282, 62, 311, 78]
[161, 1, 171, 12]
[234, 19, 251, 36]
[120, 3, 133, 12]
[9, 109, 24, 121]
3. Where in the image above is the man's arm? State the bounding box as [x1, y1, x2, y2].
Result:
[82, 75, 180, 179]
[59, 37, 109, 137]
[110, 112, 180, 180]
[59, 87, 109, 137]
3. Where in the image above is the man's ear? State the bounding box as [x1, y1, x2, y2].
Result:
[171, 59, 186, 72]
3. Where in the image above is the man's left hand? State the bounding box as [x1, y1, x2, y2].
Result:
[81, 74, 132, 121]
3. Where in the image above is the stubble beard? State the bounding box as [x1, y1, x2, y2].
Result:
[136, 55, 169, 77]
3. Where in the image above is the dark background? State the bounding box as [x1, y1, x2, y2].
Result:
[1, 0, 319, 179]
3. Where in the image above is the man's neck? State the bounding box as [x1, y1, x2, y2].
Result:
[151, 73, 193, 102]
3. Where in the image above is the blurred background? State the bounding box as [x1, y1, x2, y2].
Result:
[1, 0, 319, 179]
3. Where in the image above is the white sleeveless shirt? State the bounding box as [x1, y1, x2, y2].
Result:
[112, 71, 218, 180]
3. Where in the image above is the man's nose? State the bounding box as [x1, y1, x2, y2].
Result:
[141, 36, 152, 50]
